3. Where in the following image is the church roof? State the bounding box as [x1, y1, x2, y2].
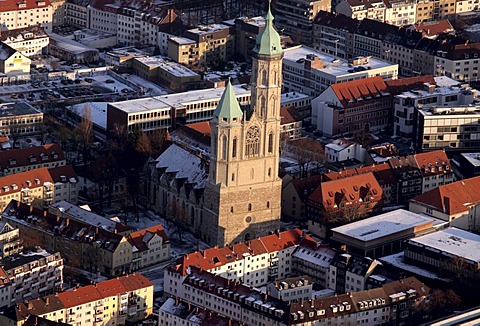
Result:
[213, 79, 243, 119]
[253, 1, 283, 56]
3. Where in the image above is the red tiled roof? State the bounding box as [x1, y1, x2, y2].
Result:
[0, 144, 65, 170]
[0, 136, 9, 143]
[324, 162, 396, 186]
[48, 165, 77, 183]
[186, 121, 211, 137]
[309, 172, 383, 211]
[411, 176, 480, 215]
[415, 20, 454, 37]
[413, 149, 452, 177]
[57, 285, 103, 308]
[0, 0, 51, 12]
[280, 106, 298, 125]
[0, 168, 53, 196]
[173, 229, 311, 276]
[291, 175, 324, 200]
[385, 76, 435, 95]
[127, 224, 169, 252]
[116, 272, 154, 292]
[331, 76, 388, 108]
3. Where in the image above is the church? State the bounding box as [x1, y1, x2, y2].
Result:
[141, 5, 284, 245]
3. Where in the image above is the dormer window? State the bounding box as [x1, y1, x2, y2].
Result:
[17, 1, 27, 8]
[36, 0, 45, 5]
[8, 159, 16, 166]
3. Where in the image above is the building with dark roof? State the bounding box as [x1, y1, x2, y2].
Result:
[0, 25, 49, 57]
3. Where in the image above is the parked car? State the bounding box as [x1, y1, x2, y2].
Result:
[106, 79, 115, 84]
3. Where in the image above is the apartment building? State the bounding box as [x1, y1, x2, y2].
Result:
[106, 84, 251, 134]
[384, 0, 417, 26]
[281, 175, 324, 221]
[312, 76, 392, 137]
[0, 44, 31, 75]
[50, 0, 65, 26]
[0, 25, 49, 57]
[283, 46, 398, 97]
[274, 0, 331, 46]
[0, 144, 65, 177]
[0, 0, 53, 33]
[291, 243, 336, 287]
[0, 249, 63, 308]
[280, 106, 303, 140]
[434, 43, 480, 82]
[0, 166, 76, 210]
[313, 11, 361, 60]
[0, 221, 22, 259]
[336, 0, 387, 22]
[409, 175, 480, 231]
[328, 253, 380, 293]
[65, 0, 89, 27]
[127, 225, 170, 270]
[267, 276, 313, 303]
[0, 273, 154, 325]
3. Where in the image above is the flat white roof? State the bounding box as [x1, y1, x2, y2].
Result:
[461, 153, 480, 167]
[109, 84, 251, 113]
[283, 45, 397, 78]
[134, 56, 199, 77]
[332, 209, 435, 242]
[169, 36, 196, 44]
[187, 24, 230, 35]
[281, 92, 311, 104]
[409, 227, 480, 263]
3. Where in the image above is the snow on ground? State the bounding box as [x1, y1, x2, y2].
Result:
[91, 74, 133, 92]
[121, 74, 170, 96]
[379, 252, 451, 282]
[68, 101, 108, 129]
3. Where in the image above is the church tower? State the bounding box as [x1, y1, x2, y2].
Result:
[203, 2, 283, 245]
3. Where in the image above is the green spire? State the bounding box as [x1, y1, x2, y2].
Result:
[214, 79, 243, 119]
[254, 0, 283, 56]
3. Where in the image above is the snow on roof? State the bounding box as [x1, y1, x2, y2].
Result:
[110, 84, 250, 113]
[134, 56, 199, 77]
[169, 36, 196, 44]
[187, 24, 230, 35]
[408, 227, 480, 263]
[379, 252, 449, 281]
[332, 209, 436, 242]
[292, 245, 335, 268]
[49, 33, 98, 55]
[283, 45, 397, 77]
[67, 102, 108, 129]
[460, 153, 480, 167]
[433, 75, 462, 87]
[155, 144, 207, 189]
[280, 92, 311, 105]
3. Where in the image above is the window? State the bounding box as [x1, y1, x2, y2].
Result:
[222, 135, 227, 160]
[268, 132, 274, 153]
[245, 126, 260, 157]
[248, 203, 252, 211]
[232, 137, 237, 158]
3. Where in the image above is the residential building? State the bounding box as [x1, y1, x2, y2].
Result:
[275, 0, 331, 46]
[171, 24, 233, 66]
[0, 144, 66, 177]
[266, 276, 313, 302]
[328, 253, 380, 293]
[0, 221, 22, 259]
[0, 249, 63, 308]
[281, 174, 324, 221]
[335, 0, 387, 22]
[404, 227, 480, 280]
[104, 47, 149, 68]
[353, 19, 399, 59]
[312, 76, 392, 136]
[0, 273, 154, 325]
[280, 92, 312, 125]
[65, 0, 89, 27]
[292, 242, 336, 287]
[0, 167, 76, 210]
[0, 0, 53, 33]
[412, 37, 440, 75]
[434, 42, 480, 82]
[47, 33, 99, 63]
[280, 106, 303, 140]
[384, 0, 417, 26]
[312, 11, 361, 60]
[0, 26, 49, 57]
[306, 172, 383, 237]
[50, 0, 65, 26]
[325, 139, 367, 163]
[107, 84, 251, 134]
[415, 20, 454, 39]
[48, 165, 78, 204]
[330, 209, 443, 258]
[131, 56, 201, 91]
[283, 45, 398, 97]
[127, 225, 170, 270]
[409, 175, 480, 231]
[388, 155, 423, 204]
[2, 200, 169, 276]
[393, 80, 476, 138]
[0, 43, 31, 75]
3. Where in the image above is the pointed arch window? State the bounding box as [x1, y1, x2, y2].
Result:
[261, 69, 268, 86]
[222, 135, 227, 160]
[232, 137, 237, 158]
[270, 95, 277, 117]
[260, 96, 266, 118]
[268, 132, 274, 153]
[245, 126, 260, 157]
[273, 70, 278, 85]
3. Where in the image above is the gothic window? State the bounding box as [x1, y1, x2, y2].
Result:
[222, 135, 227, 160]
[248, 203, 252, 212]
[268, 132, 274, 153]
[270, 95, 277, 117]
[260, 96, 266, 117]
[267, 201, 270, 208]
[273, 70, 278, 85]
[268, 168, 272, 177]
[232, 137, 237, 158]
[261, 69, 267, 86]
[245, 126, 260, 157]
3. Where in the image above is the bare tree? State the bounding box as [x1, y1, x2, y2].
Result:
[75, 104, 94, 165]
[169, 199, 191, 242]
[284, 139, 325, 178]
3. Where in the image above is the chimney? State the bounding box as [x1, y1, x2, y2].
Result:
[96, 227, 99, 234]
[44, 210, 47, 217]
[66, 218, 70, 227]
[29, 205, 33, 213]
[27, 301, 33, 310]
[45, 297, 49, 306]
